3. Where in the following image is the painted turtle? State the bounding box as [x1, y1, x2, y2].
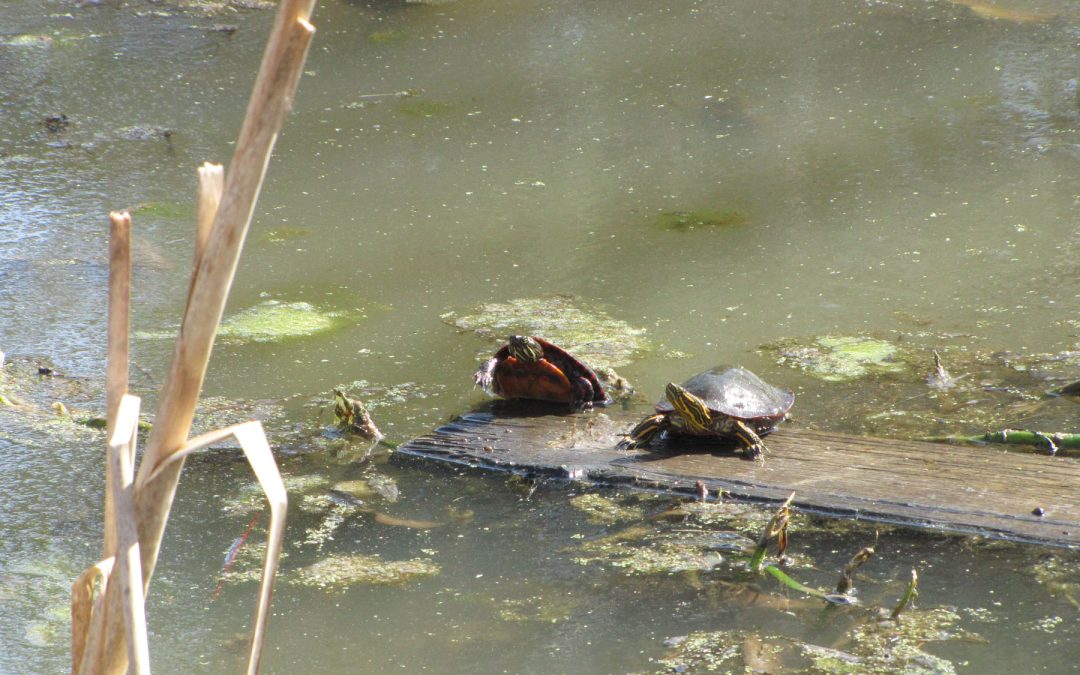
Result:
[474, 335, 608, 409]
[617, 366, 793, 458]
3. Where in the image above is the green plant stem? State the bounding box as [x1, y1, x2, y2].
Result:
[925, 429, 1080, 453]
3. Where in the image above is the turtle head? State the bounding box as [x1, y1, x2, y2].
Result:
[665, 382, 711, 432]
[507, 335, 544, 362]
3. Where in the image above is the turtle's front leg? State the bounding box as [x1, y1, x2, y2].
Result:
[617, 414, 668, 450]
[473, 357, 499, 394]
[732, 419, 768, 460]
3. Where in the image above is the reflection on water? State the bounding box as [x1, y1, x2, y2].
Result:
[2, 0, 1079, 672]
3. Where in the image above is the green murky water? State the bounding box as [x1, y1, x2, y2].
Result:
[2, 0, 1078, 672]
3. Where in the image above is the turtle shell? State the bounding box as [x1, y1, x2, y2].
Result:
[491, 337, 607, 405]
[656, 366, 793, 424]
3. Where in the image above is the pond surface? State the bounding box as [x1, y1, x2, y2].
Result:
[1, 0, 1078, 672]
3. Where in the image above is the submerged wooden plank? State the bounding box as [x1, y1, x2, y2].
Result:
[397, 407, 1080, 548]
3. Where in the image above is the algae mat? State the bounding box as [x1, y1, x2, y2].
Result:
[396, 407, 1080, 548]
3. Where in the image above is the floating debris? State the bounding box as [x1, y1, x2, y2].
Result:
[1030, 552, 1080, 608]
[568, 493, 646, 525]
[496, 594, 579, 624]
[290, 553, 439, 592]
[115, 126, 175, 141]
[575, 539, 725, 576]
[42, 114, 70, 133]
[0, 34, 53, 48]
[654, 209, 747, 232]
[373, 512, 445, 529]
[367, 28, 409, 45]
[331, 475, 400, 504]
[397, 99, 450, 117]
[656, 630, 780, 673]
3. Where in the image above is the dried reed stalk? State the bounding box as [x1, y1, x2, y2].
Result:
[75, 2, 318, 672]
[144, 422, 287, 675]
[104, 210, 131, 559]
[108, 395, 150, 674]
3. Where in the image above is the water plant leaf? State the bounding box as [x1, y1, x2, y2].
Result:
[891, 568, 919, 622]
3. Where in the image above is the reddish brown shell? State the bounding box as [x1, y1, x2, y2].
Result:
[489, 337, 607, 405]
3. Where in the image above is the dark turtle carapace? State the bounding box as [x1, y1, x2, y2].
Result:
[617, 366, 793, 458]
[474, 335, 608, 409]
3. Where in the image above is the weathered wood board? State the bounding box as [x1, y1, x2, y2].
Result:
[397, 407, 1080, 548]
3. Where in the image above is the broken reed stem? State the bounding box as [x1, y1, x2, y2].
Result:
[108, 395, 150, 674]
[104, 210, 131, 560]
[83, 3, 318, 673]
[194, 163, 224, 268]
[134, 0, 316, 587]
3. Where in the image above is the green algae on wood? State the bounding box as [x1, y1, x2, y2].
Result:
[444, 295, 650, 370]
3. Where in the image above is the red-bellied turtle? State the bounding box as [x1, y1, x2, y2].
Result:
[474, 335, 608, 409]
[617, 366, 793, 458]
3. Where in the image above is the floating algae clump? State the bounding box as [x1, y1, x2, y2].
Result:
[569, 493, 645, 525]
[574, 538, 724, 576]
[497, 594, 580, 624]
[765, 335, 907, 381]
[841, 607, 975, 673]
[656, 630, 776, 672]
[444, 295, 650, 370]
[291, 553, 440, 592]
[657, 612, 973, 674]
[217, 300, 350, 344]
